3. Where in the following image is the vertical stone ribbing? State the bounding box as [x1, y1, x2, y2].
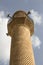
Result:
[10, 25, 35, 65]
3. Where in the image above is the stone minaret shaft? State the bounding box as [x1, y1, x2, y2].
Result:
[7, 11, 35, 65]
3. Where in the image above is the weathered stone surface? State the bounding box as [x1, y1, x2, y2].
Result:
[7, 10, 34, 36]
[7, 10, 35, 65]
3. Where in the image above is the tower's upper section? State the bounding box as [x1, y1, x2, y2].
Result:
[7, 10, 34, 36]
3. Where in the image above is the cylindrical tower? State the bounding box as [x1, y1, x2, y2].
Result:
[7, 11, 35, 65]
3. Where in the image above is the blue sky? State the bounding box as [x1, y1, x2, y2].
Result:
[0, 0, 43, 65]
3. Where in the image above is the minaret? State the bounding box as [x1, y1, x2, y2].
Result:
[7, 10, 35, 65]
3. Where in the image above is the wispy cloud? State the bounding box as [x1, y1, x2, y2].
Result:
[31, 35, 41, 49]
[30, 9, 42, 25]
[30, 9, 42, 49]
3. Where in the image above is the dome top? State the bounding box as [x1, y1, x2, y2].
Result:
[7, 10, 34, 36]
[12, 10, 27, 17]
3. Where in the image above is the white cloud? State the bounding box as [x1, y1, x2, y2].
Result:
[0, 11, 6, 18]
[31, 35, 41, 49]
[30, 10, 42, 49]
[0, 11, 11, 61]
[30, 9, 42, 25]
[31, 10, 42, 48]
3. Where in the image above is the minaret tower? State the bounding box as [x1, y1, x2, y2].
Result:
[7, 10, 35, 65]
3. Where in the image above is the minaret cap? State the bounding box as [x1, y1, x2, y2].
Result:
[7, 10, 34, 36]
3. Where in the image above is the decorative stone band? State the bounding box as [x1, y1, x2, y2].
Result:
[7, 11, 34, 37]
